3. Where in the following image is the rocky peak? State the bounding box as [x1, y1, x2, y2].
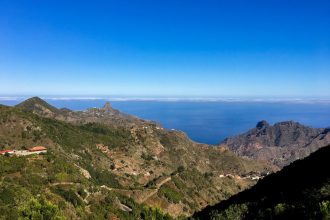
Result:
[100, 101, 115, 114]
[322, 127, 330, 134]
[221, 120, 327, 168]
[256, 120, 270, 130]
[102, 102, 113, 110]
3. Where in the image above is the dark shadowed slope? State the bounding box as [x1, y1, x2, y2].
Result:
[193, 144, 330, 220]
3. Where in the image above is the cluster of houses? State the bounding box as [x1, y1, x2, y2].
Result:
[0, 146, 47, 156]
[219, 171, 271, 181]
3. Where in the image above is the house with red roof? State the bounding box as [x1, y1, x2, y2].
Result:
[28, 146, 47, 154]
[29, 146, 47, 152]
[0, 150, 14, 155]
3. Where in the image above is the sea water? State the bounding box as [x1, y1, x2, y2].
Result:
[1, 99, 330, 145]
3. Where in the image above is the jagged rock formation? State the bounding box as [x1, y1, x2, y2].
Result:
[102, 101, 113, 112]
[220, 120, 330, 168]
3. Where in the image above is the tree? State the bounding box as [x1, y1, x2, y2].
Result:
[19, 197, 66, 220]
[210, 204, 248, 220]
[320, 200, 330, 220]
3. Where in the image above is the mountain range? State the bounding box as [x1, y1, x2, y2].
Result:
[0, 97, 329, 219]
[0, 97, 270, 219]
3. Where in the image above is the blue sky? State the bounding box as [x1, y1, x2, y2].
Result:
[0, 0, 329, 98]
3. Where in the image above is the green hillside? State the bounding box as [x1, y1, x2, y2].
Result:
[0, 99, 271, 219]
[0, 106, 172, 219]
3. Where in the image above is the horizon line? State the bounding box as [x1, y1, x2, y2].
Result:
[1, 96, 330, 104]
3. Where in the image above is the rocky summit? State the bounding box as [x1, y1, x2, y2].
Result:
[220, 120, 330, 168]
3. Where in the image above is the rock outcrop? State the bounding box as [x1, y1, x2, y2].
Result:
[220, 120, 330, 168]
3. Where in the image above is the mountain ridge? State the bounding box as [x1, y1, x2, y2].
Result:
[15, 96, 154, 128]
[220, 120, 330, 168]
[2, 97, 327, 218]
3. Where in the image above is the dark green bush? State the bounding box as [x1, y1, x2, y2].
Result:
[159, 186, 182, 203]
[53, 187, 83, 208]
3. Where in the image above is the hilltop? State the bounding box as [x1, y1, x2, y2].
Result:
[220, 120, 330, 168]
[0, 97, 271, 218]
[15, 96, 151, 128]
[16, 97, 62, 114]
[193, 144, 330, 219]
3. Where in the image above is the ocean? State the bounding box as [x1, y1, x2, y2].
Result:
[1, 99, 330, 145]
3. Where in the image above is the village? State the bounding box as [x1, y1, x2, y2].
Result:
[0, 146, 47, 157]
[219, 171, 271, 181]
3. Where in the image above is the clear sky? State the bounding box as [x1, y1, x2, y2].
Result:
[0, 0, 329, 98]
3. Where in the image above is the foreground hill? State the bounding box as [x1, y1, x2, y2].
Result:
[220, 120, 330, 168]
[0, 98, 271, 218]
[193, 144, 330, 220]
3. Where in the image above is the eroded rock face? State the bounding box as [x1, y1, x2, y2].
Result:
[102, 102, 112, 110]
[256, 120, 270, 130]
[220, 120, 330, 168]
